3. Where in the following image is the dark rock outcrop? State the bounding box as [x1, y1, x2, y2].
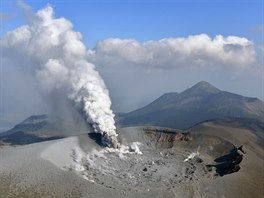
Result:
[207, 146, 244, 176]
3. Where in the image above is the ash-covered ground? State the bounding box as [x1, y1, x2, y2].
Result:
[71, 146, 207, 191]
[70, 126, 241, 193]
[1, 125, 262, 198]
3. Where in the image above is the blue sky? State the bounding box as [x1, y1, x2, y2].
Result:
[1, 0, 263, 47]
[0, 0, 263, 127]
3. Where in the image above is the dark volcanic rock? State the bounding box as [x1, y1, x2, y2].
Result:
[207, 146, 244, 176]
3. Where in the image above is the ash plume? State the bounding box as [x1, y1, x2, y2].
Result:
[1, 5, 119, 148]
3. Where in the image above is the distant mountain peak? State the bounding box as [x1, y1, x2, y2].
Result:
[192, 81, 219, 90]
[195, 80, 213, 87]
[21, 114, 47, 125]
[118, 80, 264, 129]
[182, 81, 220, 95]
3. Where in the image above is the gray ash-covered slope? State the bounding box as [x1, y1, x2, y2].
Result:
[193, 117, 264, 139]
[1, 123, 263, 197]
[117, 81, 264, 129]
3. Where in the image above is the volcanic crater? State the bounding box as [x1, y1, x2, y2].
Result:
[72, 126, 244, 191]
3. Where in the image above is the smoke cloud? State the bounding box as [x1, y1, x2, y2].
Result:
[1, 6, 118, 147]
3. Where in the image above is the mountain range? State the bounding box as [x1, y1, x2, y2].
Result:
[0, 115, 64, 145]
[0, 114, 90, 145]
[1, 81, 263, 145]
[116, 81, 264, 129]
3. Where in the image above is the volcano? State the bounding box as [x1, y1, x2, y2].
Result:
[0, 81, 263, 197]
[117, 81, 264, 129]
[0, 117, 263, 197]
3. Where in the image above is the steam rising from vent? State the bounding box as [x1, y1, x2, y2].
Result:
[1, 6, 119, 148]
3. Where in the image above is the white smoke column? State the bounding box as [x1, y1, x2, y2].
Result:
[1, 6, 119, 148]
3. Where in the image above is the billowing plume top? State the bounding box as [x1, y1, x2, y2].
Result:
[2, 5, 119, 148]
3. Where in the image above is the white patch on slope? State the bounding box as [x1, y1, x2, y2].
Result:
[184, 151, 199, 162]
[70, 142, 142, 181]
